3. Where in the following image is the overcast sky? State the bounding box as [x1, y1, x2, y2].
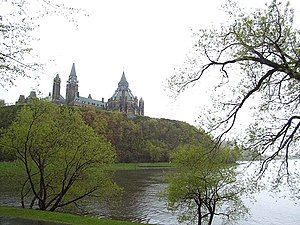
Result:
[1, 0, 300, 125]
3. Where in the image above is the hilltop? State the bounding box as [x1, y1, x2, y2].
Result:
[0, 105, 209, 162]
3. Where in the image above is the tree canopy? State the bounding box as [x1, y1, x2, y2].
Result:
[81, 107, 209, 163]
[167, 145, 246, 225]
[0, 0, 82, 87]
[0, 100, 117, 211]
[169, 0, 300, 173]
[0, 105, 208, 163]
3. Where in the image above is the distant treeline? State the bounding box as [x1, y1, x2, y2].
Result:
[0, 105, 210, 163]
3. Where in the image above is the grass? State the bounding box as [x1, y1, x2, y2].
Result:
[109, 162, 173, 170]
[0, 206, 144, 225]
[0, 161, 173, 172]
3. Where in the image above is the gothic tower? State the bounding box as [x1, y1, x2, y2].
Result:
[66, 63, 78, 105]
[107, 71, 144, 115]
[119, 72, 129, 113]
[139, 98, 144, 116]
[52, 74, 61, 103]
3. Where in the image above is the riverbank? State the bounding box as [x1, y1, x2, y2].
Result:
[0, 161, 173, 172]
[0, 162, 169, 224]
[0, 206, 144, 225]
[110, 162, 172, 170]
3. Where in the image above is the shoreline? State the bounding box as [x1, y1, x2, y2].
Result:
[0, 206, 145, 225]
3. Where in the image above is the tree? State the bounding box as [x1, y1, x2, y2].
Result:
[1, 0, 83, 87]
[169, 0, 300, 174]
[167, 145, 247, 225]
[79, 108, 207, 163]
[0, 100, 117, 211]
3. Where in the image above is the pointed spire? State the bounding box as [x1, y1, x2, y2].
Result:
[118, 71, 129, 88]
[54, 74, 61, 83]
[68, 63, 78, 84]
[70, 63, 76, 76]
[120, 71, 127, 83]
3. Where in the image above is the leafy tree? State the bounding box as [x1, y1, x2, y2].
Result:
[0, 100, 117, 211]
[167, 145, 247, 225]
[169, 0, 300, 173]
[0, 105, 209, 163]
[1, 0, 83, 87]
[144, 140, 169, 162]
[79, 108, 206, 163]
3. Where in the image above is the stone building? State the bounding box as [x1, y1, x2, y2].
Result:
[0, 99, 5, 107]
[16, 91, 38, 105]
[107, 72, 144, 115]
[16, 63, 144, 116]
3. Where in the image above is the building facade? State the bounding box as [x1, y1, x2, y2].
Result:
[17, 63, 144, 116]
[106, 72, 144, 115]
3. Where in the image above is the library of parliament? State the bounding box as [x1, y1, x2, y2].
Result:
[17, 63, 144, 116]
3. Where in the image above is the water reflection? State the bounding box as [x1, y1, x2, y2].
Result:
[1, 162, 300, 225]
[83, 169, 179, 225]
[97, 165, 300, 225]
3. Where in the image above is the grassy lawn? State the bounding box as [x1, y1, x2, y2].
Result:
[0, 161, 172, 172]
[109, 162, 173, 170]
[0, 206, 144, 225]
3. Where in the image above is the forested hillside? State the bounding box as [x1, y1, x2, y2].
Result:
[0, 105, 209, 162]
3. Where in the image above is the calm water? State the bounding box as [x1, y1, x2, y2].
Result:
[85, 169, 177, 225]
[103, 168, 300, 225]
[1, 162, 300, 225]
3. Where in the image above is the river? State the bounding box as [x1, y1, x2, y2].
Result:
[103, 166, 300, 225]
[1, 161, 300, 225]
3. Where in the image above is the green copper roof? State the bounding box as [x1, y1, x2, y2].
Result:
[118, 71, 129, 88]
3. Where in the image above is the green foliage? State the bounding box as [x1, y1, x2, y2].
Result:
[0, 105, 209, 163]
[167, 145, 247, 225]
[80, 107, 206, 163]
[0, 105, 21, 161]
[169, 0, 300, 174]
[0, 105, 20, 129]
[0, 100, 117, 211]
[0, 162, 25, 193]
[1, 0, 84, 87]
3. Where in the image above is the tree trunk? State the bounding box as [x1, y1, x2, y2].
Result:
[208, 200, 216, 225]
[208, 214, 214, 225]
[30, 196, 37, 208]
[38, 158, 46, 210]
[197, 204, 202, 225]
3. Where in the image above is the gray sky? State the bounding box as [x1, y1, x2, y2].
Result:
[1, 0, 300, 125]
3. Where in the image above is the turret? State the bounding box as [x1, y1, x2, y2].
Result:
[16, 95, 26, 105]
[134, 96, 139, 114]
[139, 98, 144, 116]
[52, 74, 61, 103]
[28, 91, 37, 100]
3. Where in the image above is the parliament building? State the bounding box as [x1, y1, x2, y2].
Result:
[17, 63, 144, 116]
